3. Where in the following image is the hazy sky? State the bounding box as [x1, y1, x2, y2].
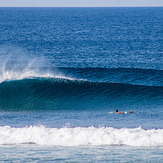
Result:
[0, 0, 163, 7]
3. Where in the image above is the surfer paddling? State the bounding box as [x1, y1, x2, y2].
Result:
[115, 110, 134, 114]
[115, 110, 124, 114]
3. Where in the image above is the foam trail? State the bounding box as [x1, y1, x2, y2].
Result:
[0, 126, 162, 147]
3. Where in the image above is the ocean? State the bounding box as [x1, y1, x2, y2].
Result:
[0, 7, 163, 162]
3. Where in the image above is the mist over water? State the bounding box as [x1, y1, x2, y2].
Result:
[0, 45, 55, 82]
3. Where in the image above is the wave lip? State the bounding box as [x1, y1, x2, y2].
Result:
[0, 126, 163, 147]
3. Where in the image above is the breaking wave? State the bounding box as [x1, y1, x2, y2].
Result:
[0, 76, 162, 111]
[0, 126, 162, 147]
[0, 54, 162, 111]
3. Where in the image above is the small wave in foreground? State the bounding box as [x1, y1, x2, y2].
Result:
[0, 126, 162, 147]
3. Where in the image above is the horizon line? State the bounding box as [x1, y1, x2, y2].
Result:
[0, 6, 162, 8]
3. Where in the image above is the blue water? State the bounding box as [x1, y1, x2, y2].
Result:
[0, 7, 163, 162]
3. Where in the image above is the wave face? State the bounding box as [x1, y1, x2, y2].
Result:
[0, 67, 163, 111]
[0, 126, 162, 147]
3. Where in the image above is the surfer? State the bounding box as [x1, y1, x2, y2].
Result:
[115, 110, 124, 114]
[115, 110, 134, 114]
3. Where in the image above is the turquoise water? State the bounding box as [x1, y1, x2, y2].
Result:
[0, 7, 163, 162]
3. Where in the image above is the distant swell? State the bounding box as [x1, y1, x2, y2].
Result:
[0, 126, 162, 147]
[0, 77, 162, 111]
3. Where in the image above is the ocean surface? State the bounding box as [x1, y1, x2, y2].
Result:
[0, 7, 163, 162]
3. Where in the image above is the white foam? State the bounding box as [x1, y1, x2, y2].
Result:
[0, 126, 162, 147]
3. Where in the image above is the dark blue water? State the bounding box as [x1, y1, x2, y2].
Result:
[0, 7, 162, 69]
[0, 7, 163, 162]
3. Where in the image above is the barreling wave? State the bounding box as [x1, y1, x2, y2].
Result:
[0, 126, 163, 147]
[0, 75, 162, 111]
[58, 67, 163, 87]
[1, 67, 162, 86]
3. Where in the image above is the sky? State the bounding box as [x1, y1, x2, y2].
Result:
[0, 0, 163, 7]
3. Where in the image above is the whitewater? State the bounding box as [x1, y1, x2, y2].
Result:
[0, 126, 163, 147]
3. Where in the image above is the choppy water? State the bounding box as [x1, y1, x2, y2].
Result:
[0, 7, 163, 162]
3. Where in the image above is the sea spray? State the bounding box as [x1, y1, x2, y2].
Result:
[0, 45, 73, 82]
